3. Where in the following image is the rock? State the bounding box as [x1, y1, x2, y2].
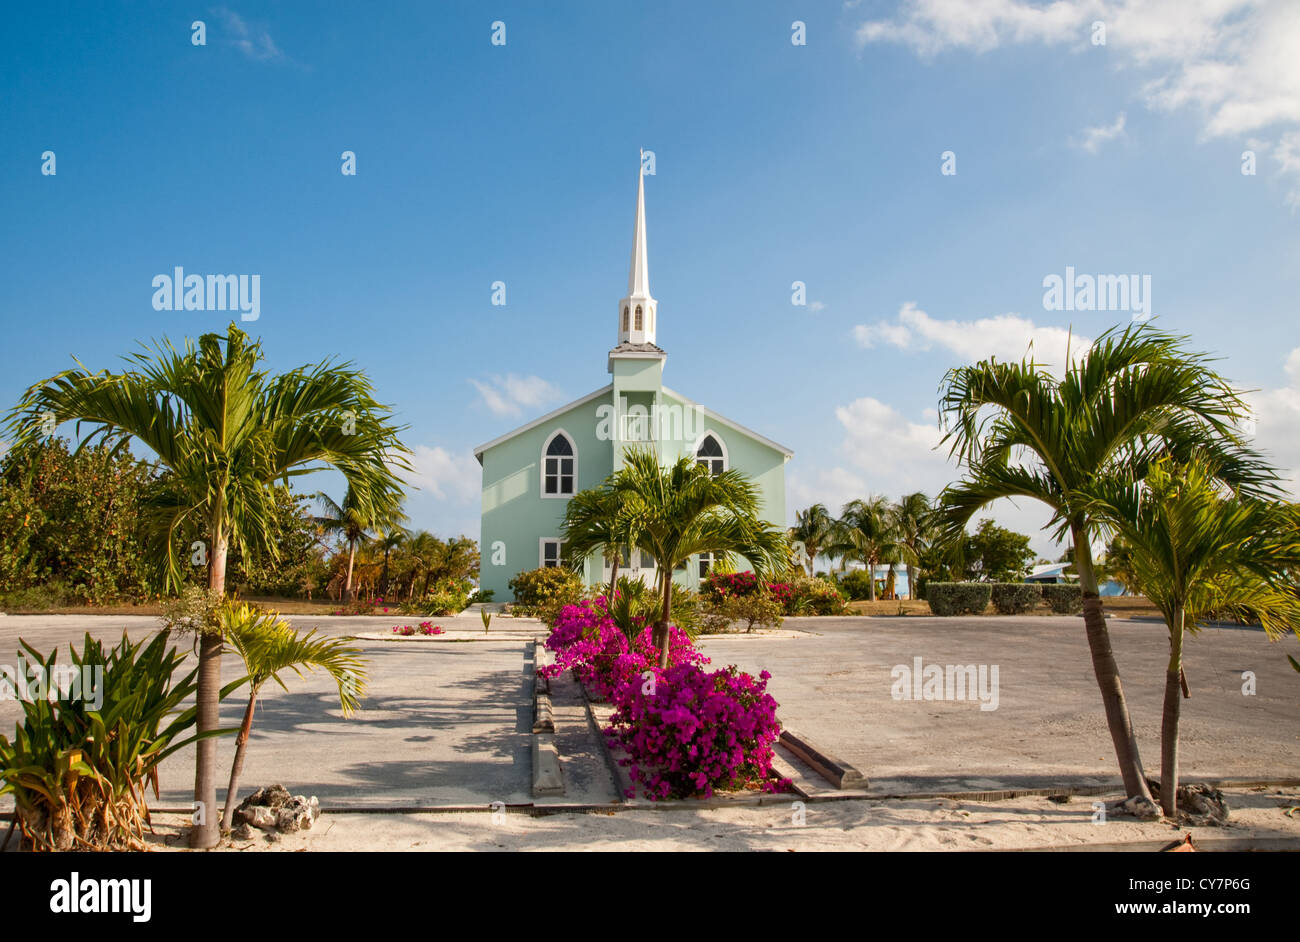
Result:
[276, 796, 315, 832]
[308, 796, 321, 821]
[231, 822, 253, 841]
[1174, 784, 1229, 827]
[1047, 794, 1071, 804]
[238, 805, 277, 830]
[263, 830, 281, 844]
[1114, 795, 1162, 820]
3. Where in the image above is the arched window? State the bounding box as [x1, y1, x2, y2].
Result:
[622, 306, 629, 332]
[635, 305, 643, 331]
[696, 433, 726, 476]
[542, 430, 576, 497]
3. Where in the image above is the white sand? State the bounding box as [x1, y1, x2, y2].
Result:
[141, 787, 1300, 852]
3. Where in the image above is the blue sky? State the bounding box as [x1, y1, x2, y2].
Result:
[3, 1, 1299, 553]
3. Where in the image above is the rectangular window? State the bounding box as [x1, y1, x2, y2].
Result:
[698, 552, 713, 579]
[540, 538, 564, 568]
[544, 456, 574, 496]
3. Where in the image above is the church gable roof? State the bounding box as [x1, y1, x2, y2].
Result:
[473, 384, 612, 464]
[661, 385, 794, 459]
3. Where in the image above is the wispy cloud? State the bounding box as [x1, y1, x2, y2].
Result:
[855, 0, 1300, 206]
[213, 7, 287, 62]
[469, 374, 563, 418]
[852, 301, 1090, 373]
[1076, 111, 1127, 152]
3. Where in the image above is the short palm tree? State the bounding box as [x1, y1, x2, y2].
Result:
[609, 448, 789, 667]
[562, 486, 637, 603]
[372, 523, 409, 599]
[316, 486, 405, 601]
[936, 322, 1276, 803]
[1080, 456, 1300, 818]
[2, 323, 408, 847]
[218, 601, 368, 832]
[791, 503, 836, 577]
[894, 492, 934, 599]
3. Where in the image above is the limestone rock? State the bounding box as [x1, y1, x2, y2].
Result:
[231, 822, 254, 841]
[1115, 795, 1162, 820]
[238, 805, 277, 830]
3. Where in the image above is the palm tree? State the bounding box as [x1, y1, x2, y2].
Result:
[562, 486, 635, 603]
[935, 322, 1276, 804]
[372, 523, 409, 599]
[315, 486, 404, 601]
[218, 601, 368, 832]
[834, 496, 902, 601]
[1080, 457, 1300, 818]
[894, 492, 934, 599]
[2, 323, 408, 847]
[790, 503, 836, 577]
[609, 448, 789, 667]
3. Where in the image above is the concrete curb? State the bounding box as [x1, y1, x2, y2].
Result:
[531, 736, 565, 797]
[779, 728, 868, 790]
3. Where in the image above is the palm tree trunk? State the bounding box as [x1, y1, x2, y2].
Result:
[656, 566, 674, 668]
[1160, 607, 1185, 819]
[1073, 522, 1153, 804]
[221, 689, 259, 832]
[607, 552, 620, 606]
[345, 539, 357, 601]
[868, 556, 878, 602]
[191, 514, 227, 849]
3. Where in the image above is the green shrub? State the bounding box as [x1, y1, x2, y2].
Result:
[701, 592, 784, 633]
[990, 582, 1043, 615]
[788, 575, 847, 615]
[837, 569, 877, 601]
[509, 566, 585, 624]
[1042, 583, 1084, 614]
[925, 582, 993, 616]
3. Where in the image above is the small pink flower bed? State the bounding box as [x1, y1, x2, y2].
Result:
[392, 621, 444, 636]
[539, 598, 788, 800]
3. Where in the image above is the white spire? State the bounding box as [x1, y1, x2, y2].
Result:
[617, 152, 657, 346]
[628, 153, 650, 297]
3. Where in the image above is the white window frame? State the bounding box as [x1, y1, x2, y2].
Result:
[693, 430, 728, 476]
[540, 429, 577, 499]
[539, 537, 564, 569]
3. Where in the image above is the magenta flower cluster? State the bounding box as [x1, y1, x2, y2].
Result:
[392, 621, 444, 636]
[540, 598, 788, 800]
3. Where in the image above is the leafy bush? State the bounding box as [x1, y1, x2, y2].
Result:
[700, 570, 761, 603]
[837, 569, 878, 601]
[1042, 583, 1084, 614]
[413, 577, 474, 616]
[990, 582, 1043, 615]
[0, 632, 218, 850]
[926, 582, 993, 616]
[787, 575, 846, 615]
[701, 592, 784, 633]
[508, 566, 585, 623]
[606, 664, 789, 800]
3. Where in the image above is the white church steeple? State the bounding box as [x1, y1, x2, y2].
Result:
[617, 153, 657, 347]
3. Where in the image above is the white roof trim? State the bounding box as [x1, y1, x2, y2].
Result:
[661, 385, 794, 458]
[473, 384, 613, 462]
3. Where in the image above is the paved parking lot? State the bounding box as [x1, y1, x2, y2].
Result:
[1, 612, 1296, 810]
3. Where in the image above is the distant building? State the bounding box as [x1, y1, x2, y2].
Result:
[474, 159, 792, 601]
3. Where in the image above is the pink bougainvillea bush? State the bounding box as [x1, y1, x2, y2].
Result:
[392, 621, 444, 636]
[606, 663, 789, 800]
[540, 599, 706, 701]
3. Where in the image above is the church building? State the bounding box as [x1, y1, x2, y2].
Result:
[475, 161, 792, 601]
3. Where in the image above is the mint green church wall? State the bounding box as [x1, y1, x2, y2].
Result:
[478, 394, 614, 601]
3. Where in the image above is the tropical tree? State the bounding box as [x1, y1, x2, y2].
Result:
[790, 503, 836, 577]
[218, 601, 367, 832]
[1080, 456, 1300, 817]
[2, 322, 409, 847]
[562, 486, 636, 603]
[935, 322, 1276, 804]
[315, 486, 405, 601]
[608, 448, 789, 667]
[372, 524, 409, 598]
[894, 492, 934, 599]
[833, 496, 907, 601]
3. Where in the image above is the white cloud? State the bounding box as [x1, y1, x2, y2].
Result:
[214, 7, 286, 61]
[1244, 346, 1300, 496]
[852, 301, 1090, 373]
[1077, 111, 1127, 152]
[402, 444, 481, 504]
[856, 0, 1300, 205]
[469, 374, 563, 418]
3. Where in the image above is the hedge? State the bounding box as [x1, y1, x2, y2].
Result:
[1041, 583, 1084, 614]
[991, 582, 1042, 615]
[925, 582, 993, 616]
